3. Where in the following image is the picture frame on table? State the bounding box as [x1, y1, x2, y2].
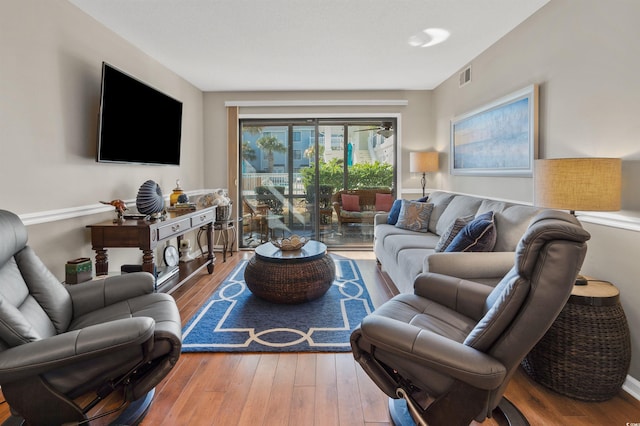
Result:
[450, 84, 538, 177]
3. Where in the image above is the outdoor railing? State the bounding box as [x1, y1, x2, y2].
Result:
[242, 173, 306, 195]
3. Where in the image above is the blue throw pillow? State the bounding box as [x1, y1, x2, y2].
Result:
[445, 211, 496, 252]
[387, 199, 403, 225]
[415, 196, 429, 203]
[435, 215, 474, 252]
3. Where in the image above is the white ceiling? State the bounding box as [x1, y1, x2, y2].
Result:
[68, 0, 549, 92]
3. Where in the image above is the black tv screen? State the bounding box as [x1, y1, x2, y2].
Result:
[97, 62, 183, 165]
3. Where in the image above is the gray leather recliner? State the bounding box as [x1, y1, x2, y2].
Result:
[351, 210, 590, 425]
[0, 210, 182, 425]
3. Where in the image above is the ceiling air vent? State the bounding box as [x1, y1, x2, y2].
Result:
[459, 66, 471, 87]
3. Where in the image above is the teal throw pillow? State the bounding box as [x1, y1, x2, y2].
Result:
[395, 200, 433, 232]
[445, 211, 496, 252]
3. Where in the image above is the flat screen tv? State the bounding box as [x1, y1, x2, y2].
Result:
[97, 62, 183, 165]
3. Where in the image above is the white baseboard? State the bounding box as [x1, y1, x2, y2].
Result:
[624, 375, 640, 401]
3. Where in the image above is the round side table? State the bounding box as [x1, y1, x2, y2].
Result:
[522, 280, 631, 401]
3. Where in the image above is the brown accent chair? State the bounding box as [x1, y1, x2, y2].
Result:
[332, 188, 392, 231]
[351, 210, 590, 425]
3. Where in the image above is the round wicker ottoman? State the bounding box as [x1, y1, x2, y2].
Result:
[522, 280, 631, 401]
[244, 241, 335, 304]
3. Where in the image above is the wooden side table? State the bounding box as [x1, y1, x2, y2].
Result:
[87, 207, 216, 293]
[522, 280, 631, 401]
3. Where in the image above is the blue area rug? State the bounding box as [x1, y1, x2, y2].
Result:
[181, 255, 374, 352]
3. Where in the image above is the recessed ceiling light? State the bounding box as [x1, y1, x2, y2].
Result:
[408, 28, 450, 48]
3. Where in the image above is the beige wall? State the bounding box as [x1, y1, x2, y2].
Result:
[1, 0, 205, 277]
[433, 0, 640, 380]
[203, 90, 434, 196]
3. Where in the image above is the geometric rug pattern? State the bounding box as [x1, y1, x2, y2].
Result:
[181, 255, 375, 352]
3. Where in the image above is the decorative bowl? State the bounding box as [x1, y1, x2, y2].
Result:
[271, 235, 309, 251]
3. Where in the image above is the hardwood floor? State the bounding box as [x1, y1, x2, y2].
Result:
[2, 250, 639, 425]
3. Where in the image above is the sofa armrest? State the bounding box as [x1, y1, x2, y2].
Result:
[374, 213, 389, 226]
[66, 272, 155, 318]
[332, 201, 342, 215]
[423, 252, 515, 283]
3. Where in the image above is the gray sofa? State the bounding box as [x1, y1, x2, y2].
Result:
[374, 191, 543, 293]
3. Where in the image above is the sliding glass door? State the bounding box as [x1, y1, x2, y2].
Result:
[239, 119, 395, 249]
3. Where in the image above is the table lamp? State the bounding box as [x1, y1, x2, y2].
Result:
[410, 151, 439, 197]
[534, 157, 621, 285]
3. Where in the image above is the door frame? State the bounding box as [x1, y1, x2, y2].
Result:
[238, 112, 403, 193]
[237, 112, 402, 248]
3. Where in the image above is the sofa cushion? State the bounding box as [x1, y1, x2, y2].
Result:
[375, 193, 394, 212]
[386, 199, 403, 225]
[435, 215, 474, 252]
[341, 194, 360, 212]
[445, 211, 496, 252]
[395, 200, 433, 232]
[385, 234, 441, 261]
[435, 195, 484, 236]
[426, 191, 456, 233]
[375, 223, 430, 245]
[493, 205, 541, 252]
[396, 248, 437, 293]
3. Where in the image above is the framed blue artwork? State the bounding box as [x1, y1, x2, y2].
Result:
[450, 84, 538, 176]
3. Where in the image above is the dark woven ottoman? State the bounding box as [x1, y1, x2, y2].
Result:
[244, 241, 335, 304]
[522, 280, 631, 401]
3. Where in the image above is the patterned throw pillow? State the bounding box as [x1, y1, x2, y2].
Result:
[387, 199, 403, 225]
[445, 211, 497, 252]
[341, 194, 360, 212]
[434, 215, 474, 252]
[395, 200, 434, 232]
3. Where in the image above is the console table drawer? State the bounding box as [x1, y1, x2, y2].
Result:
[191, 210, 215, 227]
[158, 218, 191, 240]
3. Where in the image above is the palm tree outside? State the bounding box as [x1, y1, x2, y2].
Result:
[256, 135, 286, 172]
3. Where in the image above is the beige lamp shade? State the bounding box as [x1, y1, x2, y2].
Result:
[534, 158, 621, 212]
[410, 151, 439, 173]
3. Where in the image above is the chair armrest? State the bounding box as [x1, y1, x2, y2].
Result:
[66, 272, 155, 318]
[414, 273, 493, 321]
[361, 315, 506, 390]
[424, 252, 515, 281]
[0, 317, 154, 383]
[332, 201, 342, 214]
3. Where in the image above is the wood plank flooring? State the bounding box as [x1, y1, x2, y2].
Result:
[2, 250, 639, 425]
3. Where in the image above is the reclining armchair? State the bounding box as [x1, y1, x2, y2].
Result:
[0, 210, 182, 425]
[351, 210, 590, 426]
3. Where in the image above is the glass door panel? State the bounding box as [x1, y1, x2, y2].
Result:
[239, 119, 395, 249]
[240, 124, 289, 248]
